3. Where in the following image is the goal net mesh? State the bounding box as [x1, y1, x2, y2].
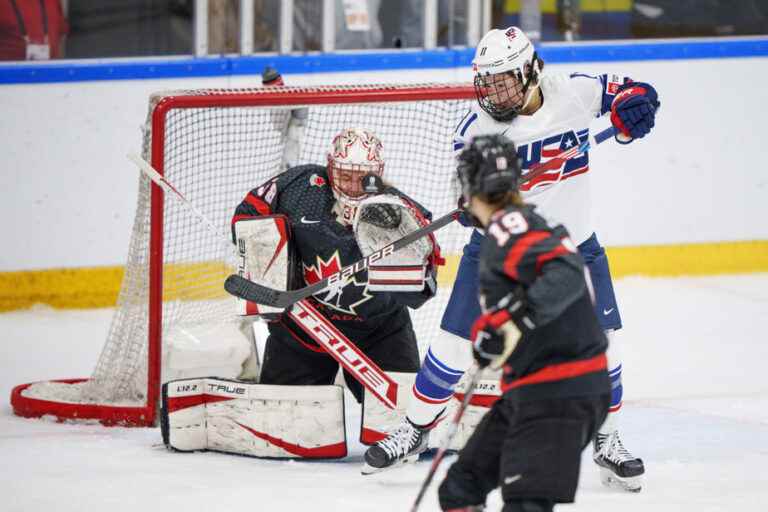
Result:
[18, 84, 475, 420]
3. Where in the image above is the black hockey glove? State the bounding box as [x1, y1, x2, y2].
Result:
[470, 289, 535, 369]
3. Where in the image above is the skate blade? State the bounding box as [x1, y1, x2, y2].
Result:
[360, 454, 420, 475]
[599, 468, 642, 493]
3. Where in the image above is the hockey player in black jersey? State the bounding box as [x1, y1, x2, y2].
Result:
[231, 128, 441, 405]
[436, 134, 611, 512]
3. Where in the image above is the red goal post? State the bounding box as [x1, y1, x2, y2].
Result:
[11, 83, 476, 426]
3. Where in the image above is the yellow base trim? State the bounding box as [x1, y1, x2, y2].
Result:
[607, 240, 768, 278]
[1, 240, 766, 312]
[505, 0, 631, 14]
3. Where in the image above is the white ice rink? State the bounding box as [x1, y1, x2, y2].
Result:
[2, 274, 768, 512]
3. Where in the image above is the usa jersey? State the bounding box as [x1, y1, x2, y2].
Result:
[455, 72, 629, 245]
[479, 204, 609, 401]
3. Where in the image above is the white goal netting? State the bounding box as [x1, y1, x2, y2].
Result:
[16, 84, 476, 425]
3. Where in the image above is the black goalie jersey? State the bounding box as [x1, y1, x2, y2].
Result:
[232, 164, 437, 351]
[479, 204, 610, 401]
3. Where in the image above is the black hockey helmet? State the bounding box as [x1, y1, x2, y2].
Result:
[457, 134, 521, 204]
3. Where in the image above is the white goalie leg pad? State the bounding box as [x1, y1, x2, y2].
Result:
[360, 372, 417, 444]
[161, 378, 347, 459]
[353, 194, 433, 292]
[428, 369, 502, 451]
[234, 215, 294, 318]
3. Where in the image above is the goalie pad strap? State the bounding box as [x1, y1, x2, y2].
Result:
[162, 378, 347, 459]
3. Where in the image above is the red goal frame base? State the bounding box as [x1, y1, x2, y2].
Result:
[10, 379, 155, 426]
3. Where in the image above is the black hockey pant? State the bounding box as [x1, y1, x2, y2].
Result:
[438, 393, 610, 511]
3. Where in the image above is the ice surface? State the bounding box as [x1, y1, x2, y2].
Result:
[2, 275, 768, 511]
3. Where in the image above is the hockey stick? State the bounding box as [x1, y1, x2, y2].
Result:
[224, 208, 461, 308]
[409, 365, 484, 512]
[515, 125, 617, 187]
[224, 126, 618, 308]
[127, 153, 230, 245]
[127, 153, 399, 409]
[287, 299, 398, 409]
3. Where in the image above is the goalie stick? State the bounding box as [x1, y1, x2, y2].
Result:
[224, 126, 618, 308]
[127, 153, 399, 409]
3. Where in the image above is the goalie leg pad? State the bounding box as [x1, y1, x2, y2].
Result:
[360, 372, 417, 444]
[429, 369, 502, 451]
[161, 378, 347, 459]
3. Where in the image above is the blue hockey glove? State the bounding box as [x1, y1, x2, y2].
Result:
[610, 82, 660, 144]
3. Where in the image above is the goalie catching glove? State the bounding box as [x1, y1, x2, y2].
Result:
[471, 288, 535, 370]
[353, 193, 438, 292]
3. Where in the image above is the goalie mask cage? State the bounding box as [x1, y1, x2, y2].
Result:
[11, 83, 475, 426]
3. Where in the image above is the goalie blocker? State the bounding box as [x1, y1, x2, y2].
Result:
[233, 214, 299, 319]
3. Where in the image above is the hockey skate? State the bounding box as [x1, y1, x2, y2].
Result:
[593, 429, 644, 492]
[361, 419, 429, 475]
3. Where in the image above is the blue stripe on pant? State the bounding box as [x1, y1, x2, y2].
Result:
[413, 348, 466, 403]
[439, 230, 622, 341]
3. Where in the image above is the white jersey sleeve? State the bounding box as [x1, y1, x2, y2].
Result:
[567, 72, 633, 119]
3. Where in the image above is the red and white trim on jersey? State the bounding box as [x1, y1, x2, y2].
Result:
[501, 352, 607, 393]
[502, 230, 550, 280]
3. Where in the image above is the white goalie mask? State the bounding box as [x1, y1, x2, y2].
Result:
[472, 26, 543, 122]
[327, 128, 385, 225]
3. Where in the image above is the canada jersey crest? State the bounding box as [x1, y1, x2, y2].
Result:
[302, 251, 372, 315]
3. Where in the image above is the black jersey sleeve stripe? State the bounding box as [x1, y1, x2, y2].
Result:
[534, 243, 573, 274]
[502, 230, 551, 280]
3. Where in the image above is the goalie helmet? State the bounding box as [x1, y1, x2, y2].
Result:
[472, 26, 544, 122]
[327, 128, 385, 224]
[457, 134, 521, 204]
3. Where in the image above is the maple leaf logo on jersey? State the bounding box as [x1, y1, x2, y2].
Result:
[303, 251, 372, 315]
[309, 174, 326, 187]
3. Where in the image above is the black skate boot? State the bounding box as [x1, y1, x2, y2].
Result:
[361, 418, 429, 475]
[593, 429, 645, 492]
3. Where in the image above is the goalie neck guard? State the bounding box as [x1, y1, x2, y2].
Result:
[327, 128, 385, 225]
[472, 26, 544, 122]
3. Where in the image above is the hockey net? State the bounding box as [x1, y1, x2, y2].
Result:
[11, 83, 475, 426]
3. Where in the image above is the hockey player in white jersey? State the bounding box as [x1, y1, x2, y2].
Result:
[363, 26, 659, 493]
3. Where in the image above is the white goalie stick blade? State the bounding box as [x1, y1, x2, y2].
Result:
[287, 299, 399, 409]
[224, 208, 462, 308]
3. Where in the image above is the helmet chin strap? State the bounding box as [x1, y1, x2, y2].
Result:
[518, 81, 541, 114]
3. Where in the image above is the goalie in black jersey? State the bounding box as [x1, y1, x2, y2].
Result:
[231, 127, 441, 408]
[436, 135, 611, 512]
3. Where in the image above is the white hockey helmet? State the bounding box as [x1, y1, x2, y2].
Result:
[472, 26, 544, 121]
[327, 128, 385, 220]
